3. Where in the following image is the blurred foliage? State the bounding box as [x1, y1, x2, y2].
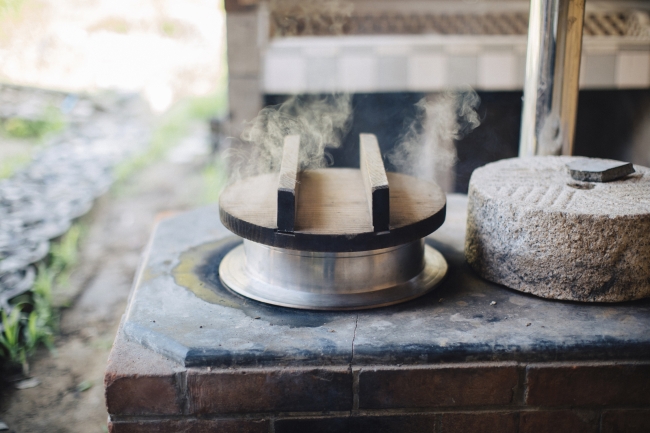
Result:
[1, 87, 228, 371]
[113, 90, 228, 187]
[2, 107, 66, 139]
[0, 307, 25, 368]
[0, 153, 32, 180]
[0, 107, 66, 179]
[201, 155, 228, 204]
[77, 379, 93, 392]
[50, 225, 82, 274]
[87, 16, 130, 34]
[161, 20, 176, 37]
[0, 0, 24, 19]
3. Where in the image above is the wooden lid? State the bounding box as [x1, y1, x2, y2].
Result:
[219, 168, 446, 252]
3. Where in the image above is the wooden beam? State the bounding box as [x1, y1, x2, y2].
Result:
[277, 135, 301, 232]
[360, 133, 390, 232]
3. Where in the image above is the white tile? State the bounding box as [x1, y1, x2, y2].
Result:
[514, 54, 527, 88]
[447, 56, 478, 88]
[583, 54, 617, 88]
[377, 56, 408, 91]
[478, 52, 517, 90]
[617, 52, 650, 88]
[407, 54, 447, 91]
[303, 46, 339, 57]
[338, 55, 378, 92]
[376, 43, 412, 56]
[306, 56, 339, 93]
[263, 54, 306, 93]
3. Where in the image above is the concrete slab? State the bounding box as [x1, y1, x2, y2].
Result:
[121, 194, 650, 368]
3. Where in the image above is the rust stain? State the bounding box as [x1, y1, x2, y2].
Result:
[172, 241, 241, 309]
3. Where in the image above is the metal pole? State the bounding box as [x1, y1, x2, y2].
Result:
[519, 0, 585, 157]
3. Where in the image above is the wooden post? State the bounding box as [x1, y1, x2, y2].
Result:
[360, 133, 390, 232]
[277, 135, 301, 232]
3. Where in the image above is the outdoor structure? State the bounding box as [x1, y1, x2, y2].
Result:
[225, 0, 650, 137]
[224, 0, 650, 194]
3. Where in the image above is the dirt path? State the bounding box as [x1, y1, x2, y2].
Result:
[0, 124, 213, 432]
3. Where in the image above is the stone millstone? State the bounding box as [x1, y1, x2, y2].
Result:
[465, 156, 650, 302]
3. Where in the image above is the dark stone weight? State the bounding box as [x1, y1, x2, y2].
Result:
[566, 158, 634, 182]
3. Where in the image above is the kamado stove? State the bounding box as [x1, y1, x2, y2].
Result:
[104, 147, 650, 433]
[218, 134, 447, 310]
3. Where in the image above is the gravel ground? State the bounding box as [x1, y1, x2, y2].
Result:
[0, 123, 213, 432]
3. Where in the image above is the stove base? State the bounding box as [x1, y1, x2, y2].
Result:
[219, 240, 447, 310]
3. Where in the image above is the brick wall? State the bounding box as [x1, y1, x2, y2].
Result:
[106, 359, 650, 433]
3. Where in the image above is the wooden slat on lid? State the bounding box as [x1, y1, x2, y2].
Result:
[360, 133, 389, 232]
[277, 135, 300, 232]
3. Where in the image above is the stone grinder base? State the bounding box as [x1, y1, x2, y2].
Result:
[105, 195, 650, 433]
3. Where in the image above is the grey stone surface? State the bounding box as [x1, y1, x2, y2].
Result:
[466, 156, 650, 302]
[122, 194, 650, 367]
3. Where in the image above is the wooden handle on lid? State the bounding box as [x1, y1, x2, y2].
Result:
[277, 135, 301, 232]
[360, 133, 390, 232]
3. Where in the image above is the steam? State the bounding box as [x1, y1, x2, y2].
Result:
[226, 89, 480, 189]
[388, 88, 481, 189]
[226, 93, 352, 182]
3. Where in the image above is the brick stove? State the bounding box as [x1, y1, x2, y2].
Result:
[105, 194, 650, 433]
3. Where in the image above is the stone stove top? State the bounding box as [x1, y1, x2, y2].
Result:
[120, 194, 650, 368]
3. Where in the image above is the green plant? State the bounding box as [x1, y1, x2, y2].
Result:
[0, 307, 26, 367]
[50, 224, 83, 273]
[31, 264, 57, 333]
[32, 264, 54, 305]
[0, 304, 53, 373]
[24, 309, 53, 356]
[0, 224, 85, 368]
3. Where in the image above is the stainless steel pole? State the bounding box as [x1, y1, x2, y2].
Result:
[519, 0, 585, 157]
